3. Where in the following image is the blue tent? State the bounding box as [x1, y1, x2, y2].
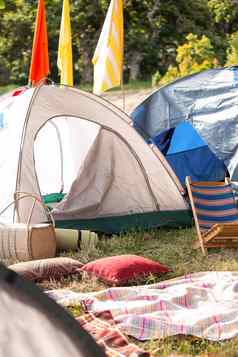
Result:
[131, 67, 238, 185]
[151, 121, 226, 184]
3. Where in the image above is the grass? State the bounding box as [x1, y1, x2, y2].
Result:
[75, 79, 152, 92]
[37, 226, 238, 356]
[0, 84, 18, 95]
[107, 79, 153, 91]
[0, 80, 152, 95]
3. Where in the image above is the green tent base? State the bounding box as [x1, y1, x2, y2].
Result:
[54, 210, 193, 234]
[43, 193, 66, 206]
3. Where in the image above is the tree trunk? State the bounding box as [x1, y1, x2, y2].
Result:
[128, 52, 143, 81]
[81, 52, 93, 83]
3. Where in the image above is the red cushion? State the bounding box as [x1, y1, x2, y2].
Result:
[81, 255, 169, 285]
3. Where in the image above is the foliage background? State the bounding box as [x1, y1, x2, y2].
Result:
[1, 0, 238, 86]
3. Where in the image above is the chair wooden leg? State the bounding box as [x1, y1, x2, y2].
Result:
[185, 176, 207, 256]
[193, 237, 207, 255]
[197, 230, 206, 255]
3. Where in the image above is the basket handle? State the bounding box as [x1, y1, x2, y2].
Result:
[0, 192, 55, 229]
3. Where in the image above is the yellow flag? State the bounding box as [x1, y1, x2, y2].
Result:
[92, 0, 123, 95]
[57, 0, 73, 86]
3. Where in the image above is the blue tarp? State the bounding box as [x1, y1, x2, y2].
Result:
[131, 67, 238, 184]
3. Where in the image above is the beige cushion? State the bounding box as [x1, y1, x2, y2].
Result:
[9, 257, 83, 281]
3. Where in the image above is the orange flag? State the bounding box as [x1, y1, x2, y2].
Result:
[29, 0, 49, 86]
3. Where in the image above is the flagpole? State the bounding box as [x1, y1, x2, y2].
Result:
[121, 0, 125, 112]
[121, 52, 125, 112]
[121, 80, 125, 112]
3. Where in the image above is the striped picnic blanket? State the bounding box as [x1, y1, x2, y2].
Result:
[77, 311, 150, 357]
[47, 271, 238, 341]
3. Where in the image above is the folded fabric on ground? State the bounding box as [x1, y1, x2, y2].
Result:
[76, 311, 150, 357]
[47, 271, 238, 341]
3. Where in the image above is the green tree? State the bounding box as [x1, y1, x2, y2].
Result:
[0, 0, 105, 85]
[156, 33, 218, 86]
[176, 33, 218, 75]
[0, 0, 34, 84]
[226, 31, 238, 65]
[207, 0, 238, 63]
[0, 0, 238, 87]
[208, 0, 238, 27]
[71, 0, 105, 83]
[124, 0, 214, 81]
[0, 0, 5, 9]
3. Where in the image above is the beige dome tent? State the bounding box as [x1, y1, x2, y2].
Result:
[0, 85, 190, 233]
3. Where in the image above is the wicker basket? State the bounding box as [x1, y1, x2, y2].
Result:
[0, 193, 56, 261]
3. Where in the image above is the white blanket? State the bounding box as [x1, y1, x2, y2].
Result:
[47, 271, 238, 341]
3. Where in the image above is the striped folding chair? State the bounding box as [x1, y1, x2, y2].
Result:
[185, 176, 238, 255]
